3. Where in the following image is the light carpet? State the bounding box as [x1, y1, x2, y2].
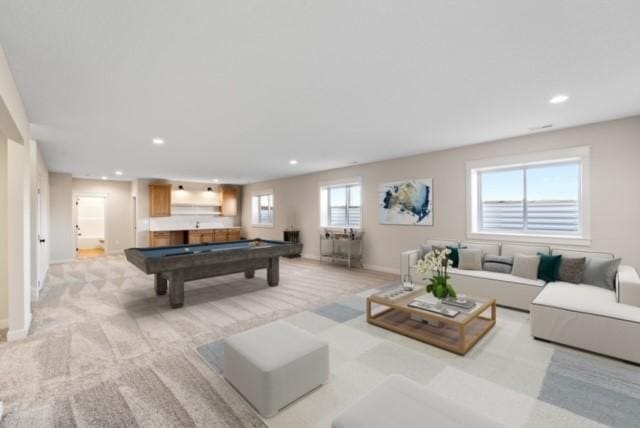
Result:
[0, 255, 395, 427]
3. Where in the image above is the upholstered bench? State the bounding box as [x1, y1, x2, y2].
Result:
[332, 375, 505, 428]
[223, 320, 329, 417]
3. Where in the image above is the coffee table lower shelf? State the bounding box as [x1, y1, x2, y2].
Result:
[367, 301, 496, 355]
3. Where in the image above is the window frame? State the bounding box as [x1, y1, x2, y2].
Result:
[320, 178, 362, 229]
[251, 190, 274, 228]
[466, 147, 591, 246]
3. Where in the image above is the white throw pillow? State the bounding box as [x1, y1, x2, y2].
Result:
[512, 254, 541, 280]
[458, 249, 483, 271]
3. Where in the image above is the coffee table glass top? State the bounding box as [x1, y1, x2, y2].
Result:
[368, 288, 493, 325]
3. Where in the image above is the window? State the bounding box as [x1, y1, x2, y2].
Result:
[251, 191, 273, 227]
[320, 181, 361, 228]
[467, 147, 590, 244]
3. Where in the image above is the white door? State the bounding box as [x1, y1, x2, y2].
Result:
[75, 195, 106, 253]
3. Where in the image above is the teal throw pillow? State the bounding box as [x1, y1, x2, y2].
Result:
[537, 252, 562, 282]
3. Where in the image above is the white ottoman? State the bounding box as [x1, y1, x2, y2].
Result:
[332, 375, 505, 428]
[223, 320, 329, 417]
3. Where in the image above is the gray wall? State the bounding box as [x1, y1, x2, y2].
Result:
[242, 116, 640, 272]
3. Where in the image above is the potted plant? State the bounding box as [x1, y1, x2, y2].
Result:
[416, 248, 457, 301]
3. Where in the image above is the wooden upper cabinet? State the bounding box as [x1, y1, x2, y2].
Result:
[220, 185, 238, 216]
[150, 184, 172, 217]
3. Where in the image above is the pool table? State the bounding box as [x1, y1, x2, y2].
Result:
[124, 239, 304, 308]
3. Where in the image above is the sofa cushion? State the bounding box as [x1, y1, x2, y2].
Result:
[512, 254, 541, 280]
[533, 282, 640, 324]
[448, 268, 546, 287]
[420, 239, 459, 259]
[483, 255, 513, 274]
[551, 248, 614, 260]
[501, 244, 550, 258]
[582, 258, 621, 290]
[459, 249, 483, 270]
[461, 241, 500, 257]
[537, 253, 562, 282]
[557, 256, 586, 284]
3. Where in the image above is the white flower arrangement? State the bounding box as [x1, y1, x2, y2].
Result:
[416, 247, 453, 277]
[416, 247, 456, 299]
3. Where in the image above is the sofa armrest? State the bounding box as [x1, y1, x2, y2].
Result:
[401, 249, 420, 277]
[617, 265, 640, 307]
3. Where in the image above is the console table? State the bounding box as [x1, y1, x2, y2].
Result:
[319, 231, 363, 269]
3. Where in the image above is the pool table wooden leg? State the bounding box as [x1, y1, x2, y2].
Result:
[154, 273, 167, 296]
[244, 270, 255, 279]
[169, 270, 184, 308]
[267, 257, 279, 286]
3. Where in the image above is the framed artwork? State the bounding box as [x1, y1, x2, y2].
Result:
[378, 178, 433, 225]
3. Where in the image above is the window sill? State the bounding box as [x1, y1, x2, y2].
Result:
[467, 231, 591, 247]
[320, 226, 362, 231]
[251, 223, 274, 229]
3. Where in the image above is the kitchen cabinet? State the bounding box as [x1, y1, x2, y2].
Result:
[213, 229, 228, 242]
[221, 185, 238, 216]
[150, 231, 170, 247]
[170, 231, 185, 245]
[151, 228, 241, 247]
[228, 228, 241, 241]
[150, 184, 172, 217]
[188, 229, 214, 244]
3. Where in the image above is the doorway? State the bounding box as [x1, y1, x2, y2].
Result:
[36, 175, 48, 297]
[74, 195, 107, 258]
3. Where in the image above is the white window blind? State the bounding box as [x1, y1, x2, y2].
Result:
[477, 161, 581, 235]
[251, 192, 273, 226]
[321, 183, 361, 228]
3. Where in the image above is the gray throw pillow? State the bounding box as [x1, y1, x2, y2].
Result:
[483, 255, 514, 274]
[582, 258, 621, 290]
[458, 249, 483, 271]
[512, 254, 541, 280]
[557, 256, 586, 284]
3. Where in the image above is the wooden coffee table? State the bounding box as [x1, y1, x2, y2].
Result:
[367, 289, 496, 355]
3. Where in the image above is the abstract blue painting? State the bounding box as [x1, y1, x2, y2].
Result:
[378, 178, 433, 225]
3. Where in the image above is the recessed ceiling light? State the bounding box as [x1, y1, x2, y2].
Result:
[213, 178, 219, 183]
[152, 137, 164, 145]
[289, 159, 298, 165]
[101, 176, 108, 180]
[115, 170, 123, 176]
[549, 94, 569, 104]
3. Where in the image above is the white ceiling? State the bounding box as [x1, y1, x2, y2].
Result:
[1, 1, 640, 183]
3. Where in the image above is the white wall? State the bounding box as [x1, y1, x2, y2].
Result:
[0, 43, 32, 339]
[49, 172, 74, 262]
[35, 146, 50, 293]
[242, 116, 640, 272]
[0, 132, 8, 328]
[72, 178, 134, 253]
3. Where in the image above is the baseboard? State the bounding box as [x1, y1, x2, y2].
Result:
[50, 258, 74, 265]
[7, 312, 31, 341]
[301, 253, 400, 275]
[362, 264, 400, 275]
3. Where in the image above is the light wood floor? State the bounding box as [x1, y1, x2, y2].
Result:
[76, 247, 105, 258]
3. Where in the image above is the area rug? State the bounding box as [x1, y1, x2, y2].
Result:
[199, 290, 640, 428]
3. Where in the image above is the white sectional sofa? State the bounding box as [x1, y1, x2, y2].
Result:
[401, 240, 549, 311]
[401, 239, 640, 364]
